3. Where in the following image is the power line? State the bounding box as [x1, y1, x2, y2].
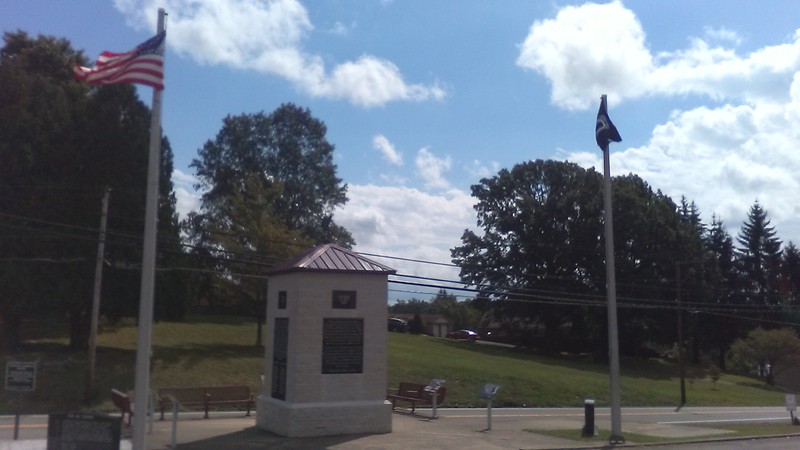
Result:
[3, 210, 798, 317]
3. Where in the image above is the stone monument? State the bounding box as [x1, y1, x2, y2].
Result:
[256, 243, 396, 437]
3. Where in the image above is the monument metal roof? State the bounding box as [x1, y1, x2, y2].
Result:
[266, 243, 396, 275]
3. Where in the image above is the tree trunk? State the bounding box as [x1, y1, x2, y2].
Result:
[1, 313, 22, 351]
[69, 309, 89, 350]
[716, 348, 726, 371]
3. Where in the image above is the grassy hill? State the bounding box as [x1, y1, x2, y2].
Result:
[0, 315, 785, 415]
[389, 333, 784, 407]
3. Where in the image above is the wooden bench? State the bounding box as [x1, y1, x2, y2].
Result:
[158, 385, 254, 419]
[386, 382, 446, 413]
[111, 389, 134, 425]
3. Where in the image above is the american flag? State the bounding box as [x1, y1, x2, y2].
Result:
[74, 31, 165, 90]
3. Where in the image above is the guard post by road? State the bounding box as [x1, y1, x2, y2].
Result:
[582, 397, 596, 437]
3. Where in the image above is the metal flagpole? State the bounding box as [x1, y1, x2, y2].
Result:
[132, 9, 166, 450]
[603, 140, 624, 443]
[599, 94, 624, 444]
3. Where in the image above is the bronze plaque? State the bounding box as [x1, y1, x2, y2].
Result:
[322, 318, 363, 374]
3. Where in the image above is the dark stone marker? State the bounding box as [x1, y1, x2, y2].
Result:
[47, 412, 120, 450]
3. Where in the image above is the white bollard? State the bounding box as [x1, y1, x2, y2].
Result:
[169, 394, 179, 448]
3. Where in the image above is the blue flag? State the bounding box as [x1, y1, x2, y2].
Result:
[596, 95, 621, 150]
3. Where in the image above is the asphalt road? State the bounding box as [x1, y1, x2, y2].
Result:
[444, 405, 795, 421]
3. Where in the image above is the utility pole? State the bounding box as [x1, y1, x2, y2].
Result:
[86, 187, 110, 400]
[676, 263, 686, 408]
[675, 259, 702, 409]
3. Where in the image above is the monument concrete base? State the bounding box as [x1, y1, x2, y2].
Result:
[256, 395, 393, 437]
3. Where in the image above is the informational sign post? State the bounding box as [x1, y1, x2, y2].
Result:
[786, 394, 798, 425]
[478, 383, 501, 430]
[425, 378, 445, 419]
[5, 361, 37, 440]
[5, 361, 37, 392]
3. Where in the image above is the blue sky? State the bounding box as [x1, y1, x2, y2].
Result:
[5, 1, 800, 300]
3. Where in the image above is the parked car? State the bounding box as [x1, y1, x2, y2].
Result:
[388, 317, 408, 332]
[446, 329, 479, 342]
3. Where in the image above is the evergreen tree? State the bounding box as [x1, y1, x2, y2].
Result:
[735, 202, 783, 313]
[679, 196, 706, 241]
[676, 197, 709, 364]
[781, 243, 800, 308]
[703, 215, 739, 368]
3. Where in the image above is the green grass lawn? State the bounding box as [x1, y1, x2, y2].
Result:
[533, 422, 800, 446]
[388, 333, 784, 407]
[0, 315, 786, 415]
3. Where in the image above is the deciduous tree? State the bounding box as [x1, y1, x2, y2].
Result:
[0, 31, 185, 348]
[728, 327, 800, 386]
[187, 104, 354, 313]
[191, 104, 354, 247]
[452, 160, 604, 354]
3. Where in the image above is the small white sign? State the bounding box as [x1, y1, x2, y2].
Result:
[5, 361, 37, 392]
[786, 394, 796, 412]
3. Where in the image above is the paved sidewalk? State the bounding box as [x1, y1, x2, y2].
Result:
[141, 408, 736, 449]
[146, 414, 573, 449]
[2, 407, 794, 449]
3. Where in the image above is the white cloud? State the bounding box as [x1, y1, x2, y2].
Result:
[466, 159, 502, 180]
[113, 0, 444, 107]
[517, 1, 800, 109]
[378, 172, 408, 186]
[334, 184, 477, 298]
[372, 134, 403, 166]
[314, 55, 445, 107]
[526, 2, 800, 246]
[327, 21, 352, 36]
[415, 148, 452, 190]
[564, 100, 800, 245]
[172, 169, 203, 220]
[703, 26, 742, 46]
[516, 1, 652, 109]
